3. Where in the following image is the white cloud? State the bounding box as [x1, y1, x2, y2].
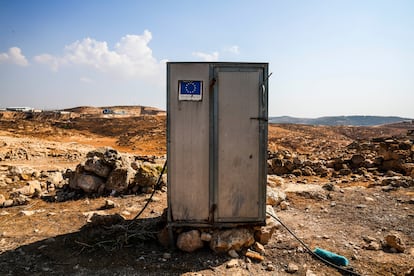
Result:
[224, 45, 240, 55]
[80, 76, 93, 83]
[192, 51, 219, 61]
[34, 30, 165, 80]
[0, 47, 29, 66]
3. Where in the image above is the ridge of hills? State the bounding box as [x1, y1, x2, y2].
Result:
[269, 115, 413, 126]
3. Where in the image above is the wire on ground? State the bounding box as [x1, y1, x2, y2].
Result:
[266, 211, 361, 276]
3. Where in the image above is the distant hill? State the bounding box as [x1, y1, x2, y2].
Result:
[269, 115, 414, 126]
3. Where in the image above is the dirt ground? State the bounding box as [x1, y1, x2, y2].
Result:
[0, 108, 413, 276]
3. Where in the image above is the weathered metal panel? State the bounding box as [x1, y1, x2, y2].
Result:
[167, 62, 268, 226]
[167, 63, 210, 222]
[215, 69, 262, 221]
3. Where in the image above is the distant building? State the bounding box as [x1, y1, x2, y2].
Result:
[6, 107, 34, 112]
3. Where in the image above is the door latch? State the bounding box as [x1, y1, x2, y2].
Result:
[250, 117, 268, 122]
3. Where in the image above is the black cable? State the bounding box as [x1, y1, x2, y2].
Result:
[131, 160, 167, 222]
[266, 211, 361, 276]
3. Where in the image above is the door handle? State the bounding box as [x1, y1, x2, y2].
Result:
[250, 117, 268, 122]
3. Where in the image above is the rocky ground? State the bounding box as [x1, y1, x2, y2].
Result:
[0, 109, 413, 276]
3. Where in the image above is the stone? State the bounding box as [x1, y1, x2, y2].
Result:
[12, 180, 42, 197]
[362, 235, 377, 243]
[84, 157, 112, 178]
[106, 162, 135, 193]
[266, 187, 286, 206]
[280, 201, 290, 210]
[210, 228, 255, 252]
[157, 227, 170, 248]
[8, 165, 22, 176]
[103, 199, 116, 209]
[306, 269, 317, 276]
[266, 264, 275, 271]
[46, 172, 63, 186]
[86, 147, 122, 166]
[255, 206, 280, 244]
[177, 230, 204, 253]
[19, 210, 35, 216]
[228, 249, 239, 258]
[226, 259, 239, 268]
[269, 158, 290, 175]
[381, 176, 414, 188]
[69, 173, 105, 193]
[267, 175, 284, 187]
[253, 241, 265, 254]
[350, 154, 365, 168]
[134, 162, 159, 188]
[0, 194, 5, 206]
[384, 232, 405, 253]
[3, 199, 14, 207]
[286, 262, 299, 273]
[11, 194, 29, 206]
[301, 166, 314, 176]
[245, 249, 264, 262]
[284, 183, 326, 200]
[86, 213, 124, 226]
[322, 182, 338, 191]
[9, 166, 36, 180]
[365, 241, 382, 251]
[163, 252, 171, 259]
[200, 232, 212, 242]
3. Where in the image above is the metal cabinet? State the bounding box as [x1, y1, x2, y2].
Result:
[167, 62, 268, 227]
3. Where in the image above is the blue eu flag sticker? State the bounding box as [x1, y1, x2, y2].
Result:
[179, 80, 203, 101]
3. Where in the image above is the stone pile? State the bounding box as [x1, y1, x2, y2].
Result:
[0, 147, 165, 207]
[267, 150, 329, 177]
[166, 205, 280, 261]
[0, 165, 66, 207]
[68, 147, 164, 195]
[268, 136, 414, 178]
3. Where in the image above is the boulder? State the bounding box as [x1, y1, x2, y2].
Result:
[266, 187, 286, 206]
[255, 206, 280, 244]
[69, 173, 105, 193]
[84, 157, 112, 178]
[106, 161, 135, 193]
[210, 228, 255, 252]
[176, 230, 204, 252]
[134, 162, 159, 188]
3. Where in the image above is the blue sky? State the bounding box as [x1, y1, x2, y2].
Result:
[1, 0, 413, 118]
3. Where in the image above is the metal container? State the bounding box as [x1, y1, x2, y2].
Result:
[167, 62, 268, 227]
